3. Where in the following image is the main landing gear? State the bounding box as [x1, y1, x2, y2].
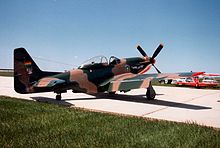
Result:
[55, 90, 67, 101]
[56, 93, 62, 101]
[146, 82, 156, 100]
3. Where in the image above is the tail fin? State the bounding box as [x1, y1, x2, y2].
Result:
[14, 48, 60, 94]
[14, 48, 44, 93]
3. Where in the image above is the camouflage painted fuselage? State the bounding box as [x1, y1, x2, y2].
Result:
[14, 48, 150, 94]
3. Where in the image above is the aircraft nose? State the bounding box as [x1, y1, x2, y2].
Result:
[152, 58, 156, 64]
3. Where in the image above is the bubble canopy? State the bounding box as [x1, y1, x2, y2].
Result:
[79, 55, 120, 69]
[79, 56, 108, 69]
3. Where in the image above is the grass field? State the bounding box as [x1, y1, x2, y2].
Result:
[0, 96, 220, 147]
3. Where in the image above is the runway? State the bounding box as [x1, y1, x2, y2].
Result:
[1, 76, 220, 128]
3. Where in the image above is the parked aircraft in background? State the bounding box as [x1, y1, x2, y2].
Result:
[175, 76, 219, 88]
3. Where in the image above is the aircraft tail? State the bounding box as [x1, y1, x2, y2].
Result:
[14, 48, 60, 94]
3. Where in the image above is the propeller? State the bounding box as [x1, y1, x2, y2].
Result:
[137, 45, 148, 57]
[137, 44, 163, 73]
[152, 44, 163, 59]
[152, 64, 161, 73]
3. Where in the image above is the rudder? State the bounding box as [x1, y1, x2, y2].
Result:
[14, 48, 43, 93]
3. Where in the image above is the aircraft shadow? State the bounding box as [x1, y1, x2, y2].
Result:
[32, 93, 211, 110]
[85, 93, 211, 110]
[31, 97, 73, 107]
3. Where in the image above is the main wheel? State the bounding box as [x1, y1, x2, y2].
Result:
[146, 83, 156, 100]
[56, 94, 62, 101]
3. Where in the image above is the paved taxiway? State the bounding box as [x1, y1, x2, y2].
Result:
[0, 76, 220, 128]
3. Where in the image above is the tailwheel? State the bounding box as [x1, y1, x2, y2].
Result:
[56, 94, 62, 101]
[146, 82, 156, 100]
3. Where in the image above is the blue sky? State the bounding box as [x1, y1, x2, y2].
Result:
[0, 0, 220, 73]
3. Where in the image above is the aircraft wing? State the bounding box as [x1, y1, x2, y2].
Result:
[107, 72, 204, 92]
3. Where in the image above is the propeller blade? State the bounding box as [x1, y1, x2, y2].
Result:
[137, 45, 148, 57]
[152, 64, 161, 73]
[152, 44, 163, 59]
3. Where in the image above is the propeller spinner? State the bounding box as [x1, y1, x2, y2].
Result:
[137, 44, 163, 73]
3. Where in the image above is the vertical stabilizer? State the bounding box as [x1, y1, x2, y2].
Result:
[14, 48, 43, 93]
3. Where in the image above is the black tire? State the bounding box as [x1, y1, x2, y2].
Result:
[56, 94, 62, 100]
[146, 83, 156, 100]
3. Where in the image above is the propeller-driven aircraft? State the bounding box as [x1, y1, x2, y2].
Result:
[14, 44, 202, 100]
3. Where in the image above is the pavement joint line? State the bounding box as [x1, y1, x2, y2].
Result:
[141, 106, 169, 117]
[183, 92, 220, 104]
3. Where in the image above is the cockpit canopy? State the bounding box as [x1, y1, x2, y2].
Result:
[109, 56, 120, 65]
[79, 55, 120, 70]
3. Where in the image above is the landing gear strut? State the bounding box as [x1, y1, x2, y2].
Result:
[56, 93, 62, 101]
[55, 90, 67, 101]
[146, 82, 156, 100]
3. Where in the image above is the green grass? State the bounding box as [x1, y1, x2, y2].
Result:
[0, 96, 220, 148]
[0, 72, 13, 77]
